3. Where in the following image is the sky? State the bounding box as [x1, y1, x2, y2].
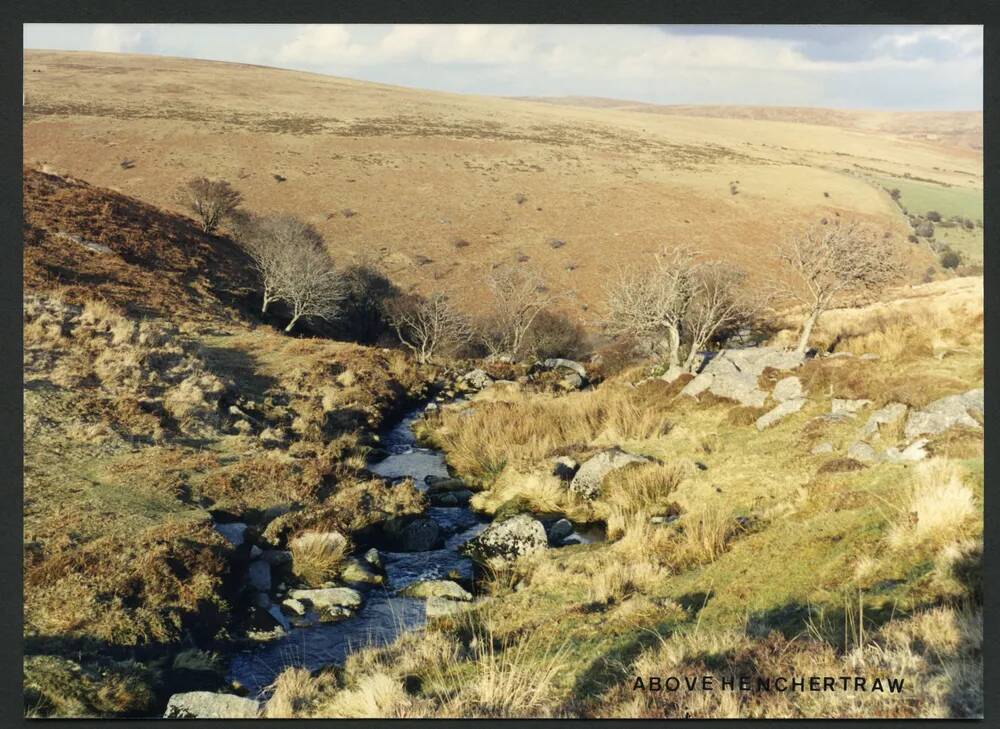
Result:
[22, 24, 983, 110]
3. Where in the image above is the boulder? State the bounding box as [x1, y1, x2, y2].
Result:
[266, 604, 290, 632]
[680, 372, 715, 397]
[426, 477, 468, 494]
[430, 489, 472, 507]
[164, 692, 260, 719]
[426, 596, 468, 619]
[569, 448, 650, 500]
[382, 516, 442, 552]
[883, 439, 929, 463]
[247, 561, 271, 592]
[707, 371, 767, 407]
[363, 548, 383, 571]
[259, 550, 293, 568]
[287, 587, 363, 610]
[810, 441, 835, 455]
[463, 369, 493, 390]
[400, 579, 473, 601]
[460, 514, 548, 563]
[772, 376, 803, 403]
[703, 346, 804, 378]
[755, 398, 806, 430]
[318, 605, 354, 623]
[904, 389, 984, 439]
[659, 365, 687, 383]
[547, 518, 574, 544]
[542, 358, 588, 380]
[847, 441, 878, 464]
[281, 598, 306, 616]
[559, 373, 585, 391]
[860, 403, 908, 439]
[214, 522, 247, 547]
[551, 456, 579, 481]
[831, 398, 872, 416]
[339, 557, 383, 585]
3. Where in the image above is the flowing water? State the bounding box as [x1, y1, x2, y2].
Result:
[227, 406, 488, 696]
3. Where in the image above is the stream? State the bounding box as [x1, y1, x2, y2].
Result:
[226, 406, 488, 697]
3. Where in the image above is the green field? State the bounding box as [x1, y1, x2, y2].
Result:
[874, 175, 983, 263]
[876, 175, 983, 221]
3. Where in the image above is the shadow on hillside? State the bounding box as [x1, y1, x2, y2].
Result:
[196, 342, 279, 402]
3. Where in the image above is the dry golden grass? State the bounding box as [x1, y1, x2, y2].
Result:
[887, 460, 977, 551]
[313, 672, 415, 718]
[429, 384, 672, 481]
[290, 531, 351, 587]
[265, 667, 337, 718]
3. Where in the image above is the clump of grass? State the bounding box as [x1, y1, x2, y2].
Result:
[586, 560, 667, 606]
[313, 672, 414, 718]
[290, 531, 351, 587]
[671, 504, 742, 568]
[888, 460, 977, 551]
[265, 667, 337, 718]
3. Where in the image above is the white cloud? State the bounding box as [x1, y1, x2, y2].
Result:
[89, 24, 144, 53]
[23, 24, 983, 110]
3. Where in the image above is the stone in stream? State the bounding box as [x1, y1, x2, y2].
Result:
[247, 561, 271, 592]
[214, 522, 247, 547]
[569, 448, 650, 500]
[430, 489, 472, 506]
[426, 596, 470, 619]
[164, 692, 261, 719]
[339, 557, 383, 585]
[460, 514, 548, 564]
[426, 477, 468, 493]
[382, 515, 442, 552]
[318, 606, 354, 623]
[287, 587, 363, 610]
[281, 598, 306, 616]
[363, 548, 383, 571]
[259, 549, 292, 568]
[547, 518, 574, 544]
[400, 579, 473, 601]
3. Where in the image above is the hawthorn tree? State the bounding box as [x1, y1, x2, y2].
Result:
[176, 177, 242, 233]
[778, 219, 903, 354]
[387, 292, 472, 363]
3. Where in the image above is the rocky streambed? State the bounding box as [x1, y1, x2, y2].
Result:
[209, 402, 602, 707]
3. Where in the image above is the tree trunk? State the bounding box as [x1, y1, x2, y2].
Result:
[666, 324, 681, 367]
[261, 293, 273, 314]
[683, 344, 700, 372]
[284, 314, 300, 333]
[796, 308, 821, 354]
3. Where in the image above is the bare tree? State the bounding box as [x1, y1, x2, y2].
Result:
[387, 292, 472, 363]
[681, 263, 759, 371]
[282, 241, 346, 333]
[604, 246, 697, 367]
[480, 265, 554, 359]
[235, 214, 324, 315]
[176, 177, 242, 233]
[778, 219, 903, 354]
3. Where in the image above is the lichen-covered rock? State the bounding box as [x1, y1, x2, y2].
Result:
[400, 579, 472, 601]
[460, 514, 547, 564]
[832, 398, 872, 416]
[164, 692, 260, 719]
[339, 557, 383, 585]
[287, 587, 363, 610]
[772, 376, 803, 403]
[755, 398, 806, 430]
[904, 389, 984, 439]
[569, 448, 650, 499]
[810, 441, 835, 455]
[847, 441, 878, 463]
[542, 358, 588, 380]
[462, 369, 493, 390]
[883, 439, 929, 463]
[860, 403, 908, 439]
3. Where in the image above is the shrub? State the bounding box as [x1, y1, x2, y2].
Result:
[926, 210, 942, 222]
[175, 177, 242, 233]
[939, 248, 962, 270]
[915, 220, 935, 238]
[520, 309, 588, 360]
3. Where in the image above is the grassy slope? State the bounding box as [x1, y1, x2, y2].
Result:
[23, 170, 435, 717]
[287, 277, 982, 719]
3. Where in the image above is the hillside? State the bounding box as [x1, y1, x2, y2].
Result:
[23, 50, 981, 323]
[518, 98, 983, 152]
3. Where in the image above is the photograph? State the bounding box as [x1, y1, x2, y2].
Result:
[20, 21, 984, 719]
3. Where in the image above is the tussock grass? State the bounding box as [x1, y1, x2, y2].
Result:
[290, 531, 351, 587]
[265, 667, 337, 718]
[887, 460, 977, 551]
[429, 384, 672, 481]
